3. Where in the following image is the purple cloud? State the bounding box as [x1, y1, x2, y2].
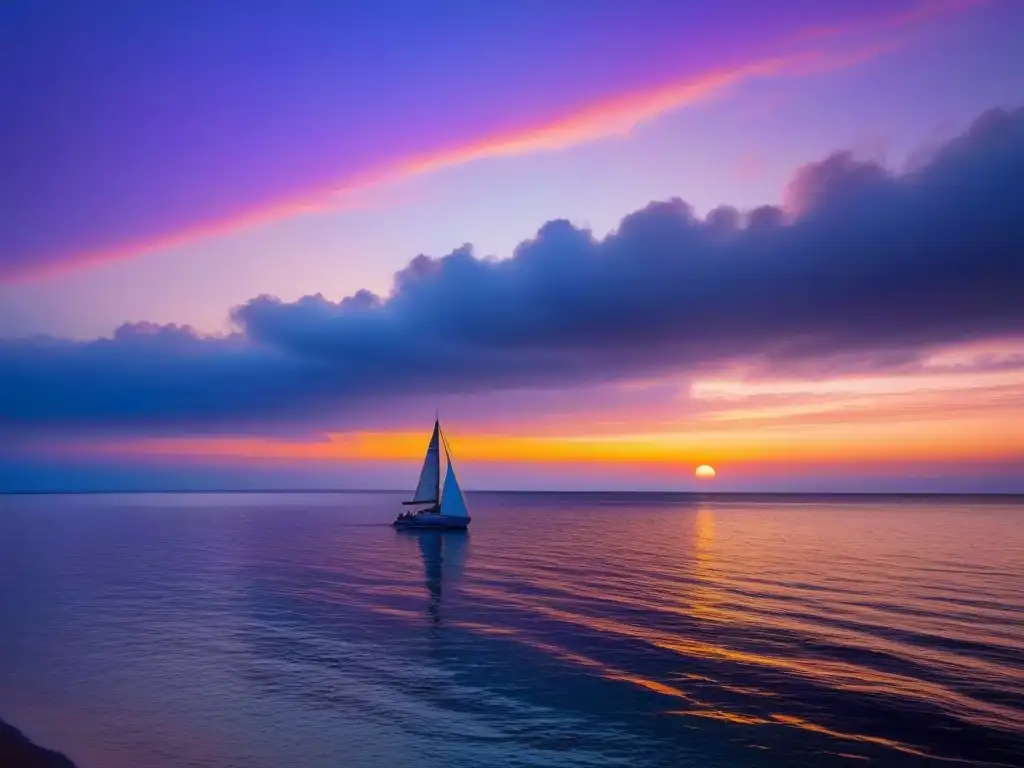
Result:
[1, 106, 1023, 435]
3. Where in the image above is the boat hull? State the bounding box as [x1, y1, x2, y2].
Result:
[393, 513, 470, 530]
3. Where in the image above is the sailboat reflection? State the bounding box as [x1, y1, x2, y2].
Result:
[397, 529, 469, 628]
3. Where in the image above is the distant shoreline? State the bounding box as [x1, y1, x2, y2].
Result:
[0, 718, 76, 767]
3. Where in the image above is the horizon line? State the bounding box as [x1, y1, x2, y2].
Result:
[2, 489, 1022, 498]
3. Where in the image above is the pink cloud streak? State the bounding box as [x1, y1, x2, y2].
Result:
[793, 0, 991, 42]
[5, 0, 984, 285]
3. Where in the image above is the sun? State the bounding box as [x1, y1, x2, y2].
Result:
[695, 464, 717, 480]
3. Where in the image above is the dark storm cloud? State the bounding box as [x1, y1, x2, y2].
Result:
[2, 106, 1023, 433]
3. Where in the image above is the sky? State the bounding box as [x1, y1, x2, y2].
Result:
[2, 0, 1024, 492]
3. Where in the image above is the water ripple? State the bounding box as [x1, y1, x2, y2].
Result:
[1, 492, 1022, 767]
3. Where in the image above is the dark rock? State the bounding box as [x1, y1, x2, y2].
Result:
[0, 718, 77, 767]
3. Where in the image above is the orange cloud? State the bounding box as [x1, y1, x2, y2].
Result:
[692, 367, 1024, 401]
[65, 335, 1024, 469]
[83, 408, 1023, 467]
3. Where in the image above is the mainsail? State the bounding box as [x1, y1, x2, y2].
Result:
[439, 433, 470, 518]
[406, 420, 440, 504]
[395, 418, 472, 527]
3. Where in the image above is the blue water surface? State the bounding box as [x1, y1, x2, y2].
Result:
[1, 492, 1022, 767]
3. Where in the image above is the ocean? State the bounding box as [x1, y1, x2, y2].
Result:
[1, 492, 1022, 767]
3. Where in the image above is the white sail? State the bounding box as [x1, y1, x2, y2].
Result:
[409, 420, 440, 503]
[439, 445, 470, 518]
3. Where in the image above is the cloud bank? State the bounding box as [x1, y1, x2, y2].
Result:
[2, 106, 1023, 435]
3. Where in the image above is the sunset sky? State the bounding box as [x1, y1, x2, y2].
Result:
[2, 0, 1023, 492]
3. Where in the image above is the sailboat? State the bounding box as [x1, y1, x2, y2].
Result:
[392, 418, 472, 529]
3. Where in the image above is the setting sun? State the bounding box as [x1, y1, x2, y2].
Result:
[695, 464, 717, 479]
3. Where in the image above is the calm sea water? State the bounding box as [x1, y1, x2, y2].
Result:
[1, 492, 1022, 768]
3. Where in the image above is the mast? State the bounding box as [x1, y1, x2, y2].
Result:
[432, 418, 440, 502]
